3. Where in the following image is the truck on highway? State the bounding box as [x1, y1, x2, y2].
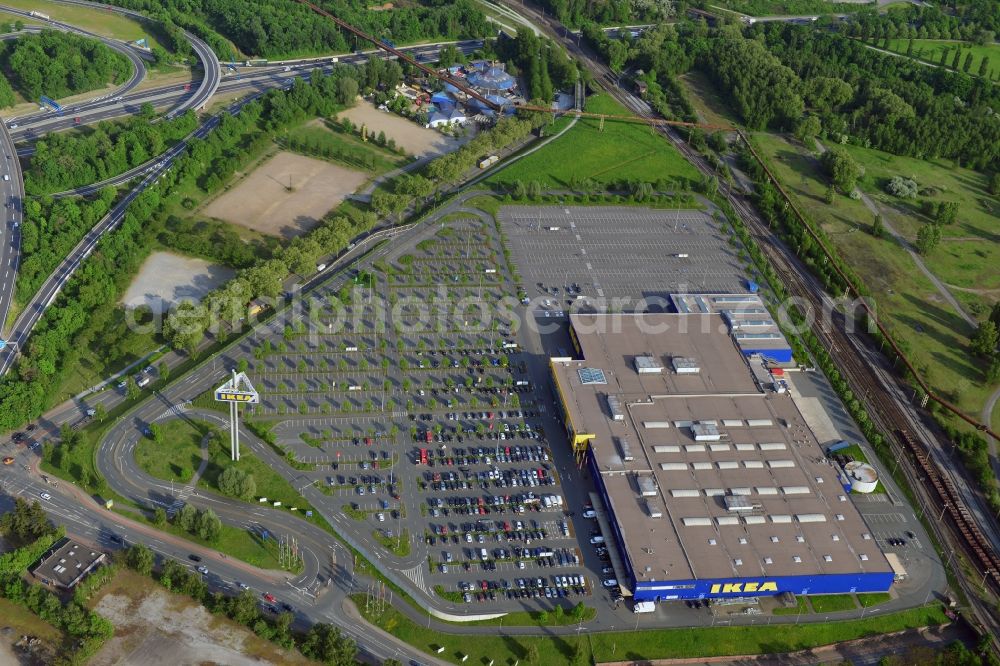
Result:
[29, 10, 50, 19]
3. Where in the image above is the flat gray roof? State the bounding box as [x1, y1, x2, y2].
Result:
[31, 539, 106, 589]
[553, 313, 891, 583]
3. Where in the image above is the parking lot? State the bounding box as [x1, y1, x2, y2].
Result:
[223, 212, 599, 611]
[499, 205, 747, 309]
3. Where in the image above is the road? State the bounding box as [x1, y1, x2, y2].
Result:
[0, 120, 23, 338]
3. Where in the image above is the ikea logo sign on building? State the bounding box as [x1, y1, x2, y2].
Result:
[709, 581, 779, 594]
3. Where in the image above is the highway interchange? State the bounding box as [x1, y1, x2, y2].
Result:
[0, 0, 989, 663]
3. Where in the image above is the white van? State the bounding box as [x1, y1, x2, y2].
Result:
[633, 601, 656, 614]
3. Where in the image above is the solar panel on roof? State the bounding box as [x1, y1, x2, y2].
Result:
[578, 368, 607, 385]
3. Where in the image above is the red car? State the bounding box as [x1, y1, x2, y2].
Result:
[74, 117, 81, 124]
[262, 592, 276, 603]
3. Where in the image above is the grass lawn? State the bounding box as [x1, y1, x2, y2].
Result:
[0, 597, 64, 643]
[772, 595, 810, 615]
[884, 39, 999, 77]
[750, 132, 997, 428]
[112, 502, 287, 570]
[200, 431, 310, 509]
[488, 94, 700, 190]
[809, 594, 858, 613]
[858, 592, 892, 608]
[134, 418, 205, 483]
[284, 120, 408, 175]
[372, 529, 411, 557]
[678, 70, 742, 128]
[358, 597, 947, 664]
[0, 0, 169, 51]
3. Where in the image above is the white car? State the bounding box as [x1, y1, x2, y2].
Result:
[39, 492, 51, 500]
[237, 582, 250, 591]
[376, 512, 385, 522]
[582, 509, 596, 519]
[589, 535, 605, 545]
[197, 565, 209, 575]
[602, 578, 618, 588]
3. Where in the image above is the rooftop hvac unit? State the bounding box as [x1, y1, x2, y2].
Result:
[616, 437, 634, 462]
[634, 356, 663, 374]
[636, 475, 658, 497]
[606, 394, 625, 421]
[672, 357, 700, 374]
[723, 496, 759, 512]
[691, 423, 721, 441]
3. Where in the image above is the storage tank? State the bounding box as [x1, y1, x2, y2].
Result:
[844, 461, 879, 493]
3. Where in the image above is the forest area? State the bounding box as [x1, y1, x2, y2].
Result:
[0, 30, 131, 106]
[85, 0, 492, 59]
[25, 106, 199, 195]
[492, 29, 578, 103]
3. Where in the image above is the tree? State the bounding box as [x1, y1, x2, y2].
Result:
[126, 376, 140, 400]
[219, 466, 256, 500]
[124, 543, 154, 576]
[94, 403, 107, 423]
[979, 57, 990, 77]
[970, 321, 999, 357]
[158, 361, 170, 382]
[872, 214, 885, 238]
[886, 176, 918, 198]
[526, 644, 540, 664]
[989, 172, 1000, 197]
[196, 508, 222, 542]
[986, 356, 1000, 383]
[0, 497, 55, 543]
[963, 51, 974, 73]
[821, 147, 861, 193]
[301, 623, 357, 665]
[794, 115, 822, 147]
[153, 507, 167, 526]
[915, 224, 941, 255]
[951, 47, 962, 69]
[148, 422, 163, 443]
[176, 503, 198, 533]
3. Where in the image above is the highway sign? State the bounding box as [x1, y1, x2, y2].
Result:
[214, 390, 258, 403]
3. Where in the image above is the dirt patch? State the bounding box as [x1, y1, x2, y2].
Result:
[121, 251, 235, 314]
[204, 151, 366, 238]
[338, 99, 467, 158]
[91, 586, 312, 666]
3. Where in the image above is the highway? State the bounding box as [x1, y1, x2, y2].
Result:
[0, 120, 23, 338]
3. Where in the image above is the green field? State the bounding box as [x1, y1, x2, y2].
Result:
[751, 132, 997, 427]
[0, 0, 168, 51]
[199, 431, 312, 510]
[134, 418, 205, 483]
[357, 598, 947, 665]
[809, 594, 858, 613]
[284, 120, 409, 175]
[884, 39, 999, 77]
[858, 592, 892, 608]
[0, 597, 65, 644]
[488, 94, 700, 189]
[679, 71, 741, 128]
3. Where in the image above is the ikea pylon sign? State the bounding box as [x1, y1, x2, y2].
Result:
[214, 390, 259, 403]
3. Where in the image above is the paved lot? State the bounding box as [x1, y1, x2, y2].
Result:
[499, 205, 746, 309]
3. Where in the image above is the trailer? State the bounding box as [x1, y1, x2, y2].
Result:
[29, 10, 50, 19]
[633, 601, 656, 614]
